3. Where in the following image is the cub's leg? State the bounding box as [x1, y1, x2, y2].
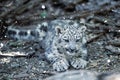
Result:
[70, 45, 88, 69]
[45, 50, 69, 71]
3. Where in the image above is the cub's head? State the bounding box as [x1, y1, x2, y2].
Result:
[55, 20, 87, 56]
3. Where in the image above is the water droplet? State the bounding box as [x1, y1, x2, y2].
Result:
[43, 70, 47, 73]
[107, 59, 111, 63]
[41, 5, 46, 9]
[104, 20, 107, 23]
[0, 43, 4, 48]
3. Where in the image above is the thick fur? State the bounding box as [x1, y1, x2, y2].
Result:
[7, 20, 88, 71]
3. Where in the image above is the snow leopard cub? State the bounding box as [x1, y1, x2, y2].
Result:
[7, 20, 88, 71]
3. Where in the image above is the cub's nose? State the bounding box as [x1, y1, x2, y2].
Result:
[66, 48, 75, 53]
[69, 49, 75, 52]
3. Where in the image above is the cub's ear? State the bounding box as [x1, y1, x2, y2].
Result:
[79, 25, 87, 32]
[55, 26, 64, 35]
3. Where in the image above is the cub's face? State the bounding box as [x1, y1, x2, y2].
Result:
[55, 20, 86, 56]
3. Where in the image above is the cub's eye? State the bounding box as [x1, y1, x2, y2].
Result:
[63, 36, 69, 42]
[63, 39, 69, 42]
[76, 39, 81, 42]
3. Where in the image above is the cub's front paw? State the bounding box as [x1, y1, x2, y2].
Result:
[71, 58, 87, 69]
[53, 58, 69, 71]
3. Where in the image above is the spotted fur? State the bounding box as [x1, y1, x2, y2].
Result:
[6, 20, 88, 71]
